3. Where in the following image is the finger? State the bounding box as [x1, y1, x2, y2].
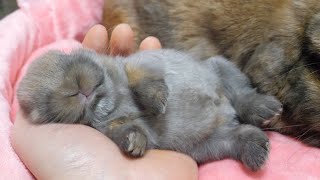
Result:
[109, 24, 135, 56]
[139, 36, 162, 51]
[12, 112, 198, 180]
[82, 24, 109, 54]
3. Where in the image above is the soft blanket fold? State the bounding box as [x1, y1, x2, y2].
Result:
[0, 0, 319, 179]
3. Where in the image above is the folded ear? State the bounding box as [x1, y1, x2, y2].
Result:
[125, 59, 168, 115]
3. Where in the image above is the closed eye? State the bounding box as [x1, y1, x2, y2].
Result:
[94, 77, 104, 89]
[68, 92, 79, 97]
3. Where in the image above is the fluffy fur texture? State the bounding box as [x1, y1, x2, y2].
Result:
[102, 0, 320, 147]
[17, 49, 282, 171]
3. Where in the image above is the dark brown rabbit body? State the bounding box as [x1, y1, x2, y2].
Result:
[102, 0, 320, 146]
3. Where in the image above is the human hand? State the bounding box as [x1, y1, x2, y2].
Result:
[12, 24, 198, 180]
[82, 24, 162, 55]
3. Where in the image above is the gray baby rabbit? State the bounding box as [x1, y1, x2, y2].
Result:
[17, 49, 282, 171]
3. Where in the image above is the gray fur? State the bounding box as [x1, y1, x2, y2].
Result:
[17, 49, 282, 171]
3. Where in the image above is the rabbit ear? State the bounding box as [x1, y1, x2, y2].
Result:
[307, 13, 320, 54]
[125, 58, 168, 115]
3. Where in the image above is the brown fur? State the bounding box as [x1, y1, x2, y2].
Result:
[102, 0, 320, 147]
[125, 63, 146, 86]
[108, 117, 131, 130]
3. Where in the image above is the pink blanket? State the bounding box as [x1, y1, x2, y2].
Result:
[1, 0, 320, 179]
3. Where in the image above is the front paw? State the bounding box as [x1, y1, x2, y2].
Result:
[113, 127, 147, 157]
[106, 117, 148, 158]
[125, 130, 147, 157]
[238, 93, 282, 127]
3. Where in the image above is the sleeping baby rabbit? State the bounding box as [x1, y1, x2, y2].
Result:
[17, 49, 282, 171]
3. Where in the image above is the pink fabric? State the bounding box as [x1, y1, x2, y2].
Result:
[0, 0, 103, 179]
[0, 0, 319, 179]
[199, 132, 320, 179]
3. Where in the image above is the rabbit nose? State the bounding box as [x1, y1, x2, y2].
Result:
[81, 88, 93, 97]
[79, 93, 87, 103]
[79, 88, 95, 105]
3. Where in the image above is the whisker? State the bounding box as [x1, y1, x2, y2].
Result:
[309, 69, 320, 76]
[282, 62, 319, 77]
[295, 127, 313, 141]
[301, 133, 317, 143]
[286, 62, 320, 74]
[257, 62, 320, 83]
[262, 124, 305, 131]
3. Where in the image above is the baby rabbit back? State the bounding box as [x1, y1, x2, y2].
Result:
[123, 50, 281, 170]
[125, 50, 230, 147]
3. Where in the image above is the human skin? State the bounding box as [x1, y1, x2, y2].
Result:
[11, 24, 198, 180]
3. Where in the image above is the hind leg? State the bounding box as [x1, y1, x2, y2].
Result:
[190, 123, 269, 171]
[210, 57, 282, 127]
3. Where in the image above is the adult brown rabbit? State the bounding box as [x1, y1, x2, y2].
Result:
[102, 0, 320, 147]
